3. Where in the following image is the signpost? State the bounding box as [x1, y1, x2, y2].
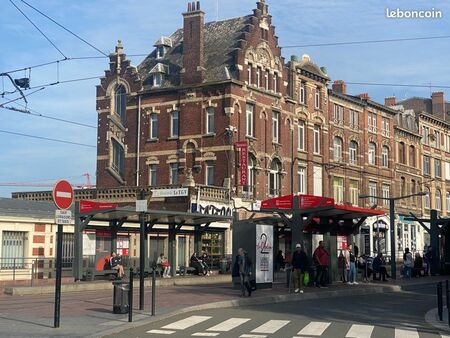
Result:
[52, 180, 74, 328]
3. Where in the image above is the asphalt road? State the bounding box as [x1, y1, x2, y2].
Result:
[106, 283, 448, 338]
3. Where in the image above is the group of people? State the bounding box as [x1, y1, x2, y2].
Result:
[401, 246, 433, 278]
[190, 252, 212, 276]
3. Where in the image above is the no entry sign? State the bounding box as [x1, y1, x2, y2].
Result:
[52, 180, 74, 210]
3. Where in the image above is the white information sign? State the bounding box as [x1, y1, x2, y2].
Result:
[136, 200, 148, 212]
[55, 209, 72, 224]
[255, 224, 273, 283]
[151, 188, 188, 198]
[82, 233, 96, 255]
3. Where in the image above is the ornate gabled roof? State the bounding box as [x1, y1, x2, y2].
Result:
[149, 63, 169, 74]
[154, 36, 173, 47]
[138, 15, 250, 90]
[296, 55, 329, 81]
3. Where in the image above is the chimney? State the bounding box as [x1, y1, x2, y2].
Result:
[385, 96, 396, 107]
[332, 80, 347, 95]
[181, 2, 205, 85]
[432, 91, 445, 115]
[358, 93, 370, 101]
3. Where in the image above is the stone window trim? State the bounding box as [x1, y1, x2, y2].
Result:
[145, 157, 160, 165]
[107, 115, 127, 133]
[105, 167, 126, 185]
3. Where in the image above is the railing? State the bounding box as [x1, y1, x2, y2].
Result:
[197, 185, 230, 201]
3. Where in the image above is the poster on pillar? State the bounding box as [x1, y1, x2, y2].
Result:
[255, 224, 273, 283]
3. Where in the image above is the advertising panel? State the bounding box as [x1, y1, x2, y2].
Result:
[255, 224, 273, 283]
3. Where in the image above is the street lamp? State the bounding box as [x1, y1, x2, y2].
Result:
[359, 191, 426, 279]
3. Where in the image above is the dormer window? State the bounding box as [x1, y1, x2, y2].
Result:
[154, 36, 172, 59]
[156, 46, 166, 59]
[153, 73, 162, 87]
[149, 63, 169, 88]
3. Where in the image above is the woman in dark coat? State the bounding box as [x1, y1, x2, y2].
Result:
[190, 252, 204, 275]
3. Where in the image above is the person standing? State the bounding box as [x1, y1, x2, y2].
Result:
[372, 253, 389, 281]
[292, 244, 309, 293]
[232, 248, 253, 297]
[403, 248, 413, 279]
[347, 244, 358, 285]
[313, 241, 330, 288]
[424, 246, 433, 276]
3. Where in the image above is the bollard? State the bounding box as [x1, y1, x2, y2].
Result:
[447, 280, 450, 326]
[31, 261, 34, 287]
[151, 269, 156, 316]
[438, 281, 443, 321]
[128, 268, 133, 323]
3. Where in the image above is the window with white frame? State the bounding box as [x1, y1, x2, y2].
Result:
[256, 67, 261, 87]
[423, 155, 430, 175]
[333, 177, 344, 204]
[369, 182, 377, 205]
[424, 188, 431, 209]
[298, 121, 305, 151]
[112, 138, 125, 177]
[333, 104, 344, 124]
[247, 63, 252, 84]
[422, 126, 430, 145]
[244, 155, 256, 197]
[1, 231, 26, 269]
[205, 161, 215, 186]
[349, 180, 358, 206]
[206, 107, 215, 134]
[381, 118, 390, 136]
[170, 111, 179, 137]
[273, 72, 278, 92]
[169, 163, 179, 184]
[150, 113, 158, 139]
[368, 142, 376, 165]
[382, 146, 389, 167]
[436, 190, 442, 210]
[298, 166, 306, 194]
[153, 73, 163, 87]
[333, 136, 343, 161]
[114, 84, 127, 123]
[299, 82, 305, 104]
[447, 192, 450, 212]
[269, 160, 281, 196]
[435, 159, 442, 178]
[382, 184, 390, 207]
[314, 125, 321, 154]
[272, 111, 279, 143]
[246, 104, 254, 137]
[368, 112, 377, 132]
[265, 70, 269, 90]
[349, 141, 358, 165]
[149, 164, 157, 186]
[434, 131, 440, 149]
[349, 110, 359, 128]
[315, 88, 321, 109]
[156, 46, 166, 59]
[446, 134, 450, 152]
[409, 145, 416, 167]
[400, 177, 406, 196]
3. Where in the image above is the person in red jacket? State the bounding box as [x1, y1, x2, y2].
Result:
[313, 241, 330, 287]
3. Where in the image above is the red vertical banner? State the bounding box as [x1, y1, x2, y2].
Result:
[235, 141, 248, 186]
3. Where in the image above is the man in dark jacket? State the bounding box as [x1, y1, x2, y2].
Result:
[292, 243, 309, 293]
[232, 248, 253, 297]
[313, 241, 330, 287]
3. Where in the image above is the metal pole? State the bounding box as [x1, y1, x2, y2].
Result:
[31, 261, 34, 287]
[139, 190, 145, 310]
[151, 269, 156, 316]
[376, 217, 380, 253]
[438, 281, 443, 321]
[389, 199, 396, 280]
[128, 268, 133, 323]
[13, 258, 16, 281]
[446, 280, 450, 326]
[54, 224, 63, 328]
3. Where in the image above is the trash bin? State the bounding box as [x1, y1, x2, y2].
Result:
[112, 280, 129, 314]
[220, 258, 228, 274]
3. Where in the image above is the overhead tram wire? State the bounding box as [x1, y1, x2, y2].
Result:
[20, 0, 108, 57]
[0, 87, 45, 107]
[346, 82, 450, 89]
[0, 129, 96, 148]
[9, 0, 67, 59]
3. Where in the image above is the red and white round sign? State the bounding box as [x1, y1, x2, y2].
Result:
[52, 180, 74, 210]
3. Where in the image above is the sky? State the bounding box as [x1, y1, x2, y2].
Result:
[0, 0, 449, 197]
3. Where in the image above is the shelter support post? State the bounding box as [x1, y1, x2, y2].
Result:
[73, 201, 83, 281]
[139, 191, 146, 310]
[111, 221, 118, 254]
[389, 199, 396, 280]
[168, 224, 176, 277]
[194, 226, 202, 255]
[291, 195, 304, 256]
[431, 209, 440, 275]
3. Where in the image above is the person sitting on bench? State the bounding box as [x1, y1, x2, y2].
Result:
[157, 253, 171, 278]
[413, 252, 424, 277]
[372, 253, 390, 281]
[110, 252, 125, 279]
[190, 252, 205, 275]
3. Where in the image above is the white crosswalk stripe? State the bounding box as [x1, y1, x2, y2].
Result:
[346, 324, 374, 338]
[162, 315, 212, 330]
[239, 335, 267, 338]
[297, 321, 331, 336]
[192, 333, 219, 337]
[147, 329, 176, 335]
[207, 318, 251, 331]
[395, 327, 419, 338]
[251, 319, 290, 334]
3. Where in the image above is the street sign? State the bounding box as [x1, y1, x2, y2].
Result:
[55, 209, 72, 224]
[52, 180, 74, 210]
[151, 188, 188, 198]
[79, 200, 118, 213]
[136, 200, 148, 212]
[260, 194, 334, 210]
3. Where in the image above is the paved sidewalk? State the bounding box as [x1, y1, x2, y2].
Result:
[0, 276, 445, 338]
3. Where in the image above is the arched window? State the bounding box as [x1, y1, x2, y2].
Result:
[269, 159, 282, 197]
[382, 146, 389, 167]
[368, 142, 376, 165]
[333, 136, 343, 161]
[436, 190, 442, 210]
[424, 188, 431, 209]
[409, 145, 416, 167]
[349, 141, 358, 165]
[400, 177, 406, 196]
[114, 85, 127, 122]
[446, 192, 450, 212]
[398, 142, 406, 164]
[244, 155, 256, 198]
[111, 138, 125, 177]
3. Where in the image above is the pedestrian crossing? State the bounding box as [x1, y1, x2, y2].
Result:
[147, 315, 446, 337]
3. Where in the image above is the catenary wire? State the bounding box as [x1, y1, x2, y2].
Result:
[20, 0, 108, 57]
[0, 129, 96, 148]
[9, 0, 67, 59]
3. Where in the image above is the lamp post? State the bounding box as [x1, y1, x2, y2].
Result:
[359, 191, 426, 279]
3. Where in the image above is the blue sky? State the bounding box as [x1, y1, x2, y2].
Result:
[0, 0, 449, 197]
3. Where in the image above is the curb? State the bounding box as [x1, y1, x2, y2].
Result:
[88, 284, 403, 338]
[425, 307, 450, 333]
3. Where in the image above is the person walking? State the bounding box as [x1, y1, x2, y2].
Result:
[403, 248, 413, 279]
[372, 253, 389, 281]
[424, 246, 433, 276]
[232, 248, 253, 297]
[346, 244, 358, 285]
[338, 250, 347, 283]
[313, 241, 330, 288]
[292, 243, 309, 293]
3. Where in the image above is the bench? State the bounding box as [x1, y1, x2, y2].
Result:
[85, 268, 120, 281]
